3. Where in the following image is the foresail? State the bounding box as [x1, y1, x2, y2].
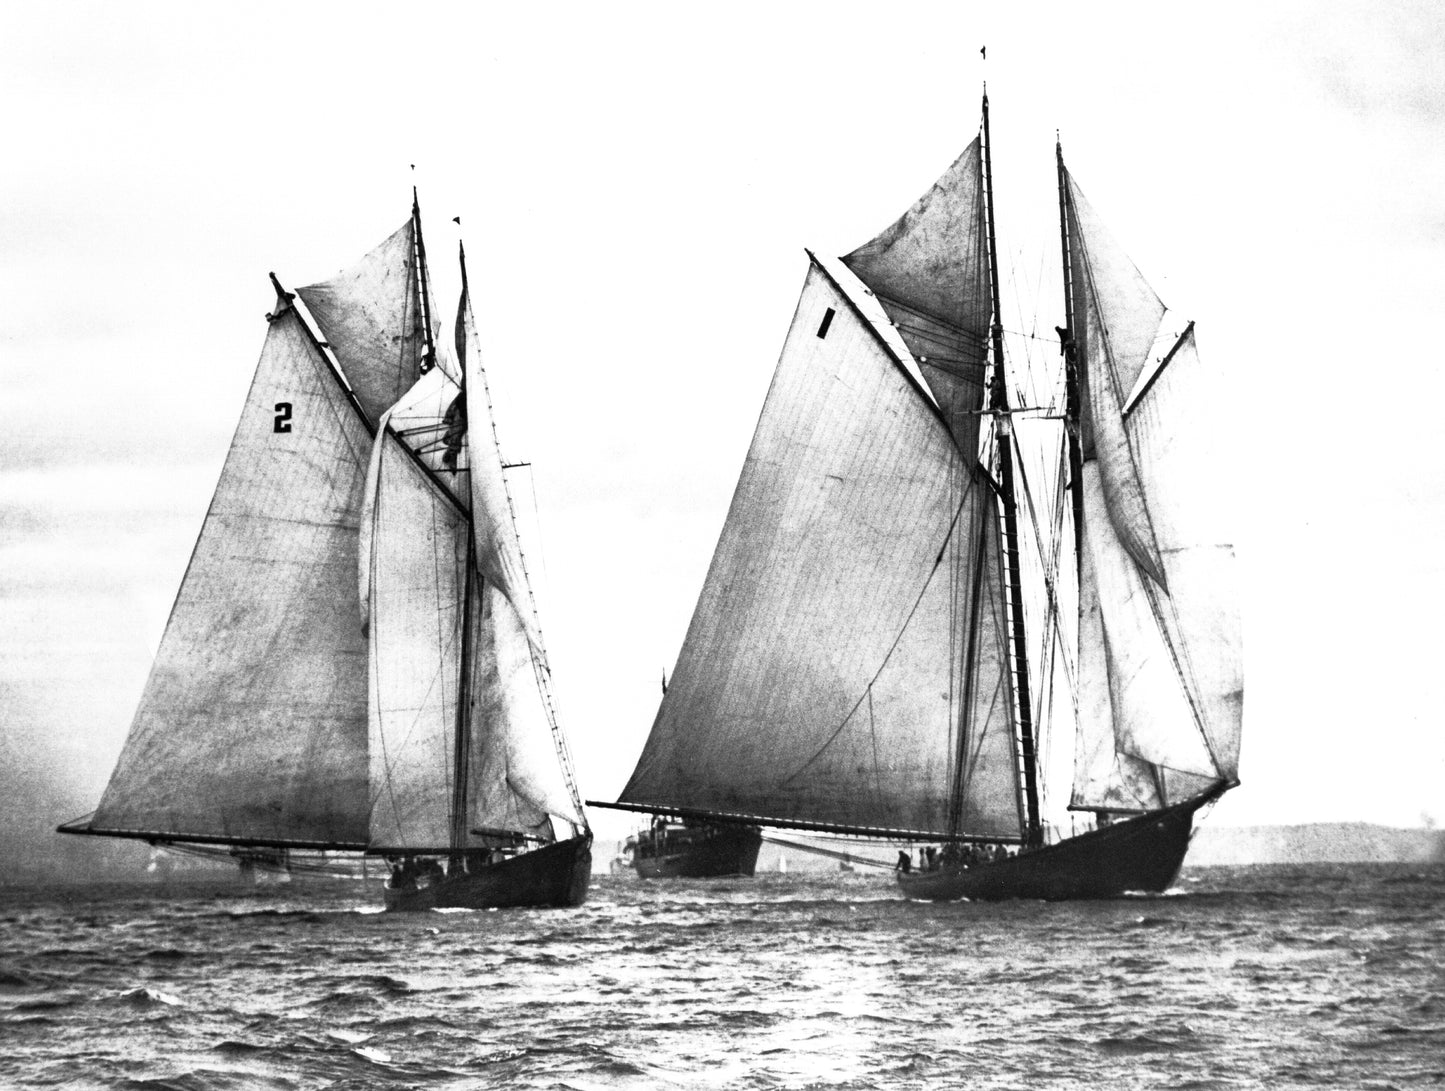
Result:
[297, 219, 435, 427]
[1125, 327, 1243, 780]
[458, 285, 545, 659]
[88, 307, 372, 846]
[469, 582, 583, 834]
[456, 262, 583, 831]
[619, 261, 1021, 839]
[1064, 168, 1242, 809]
[362, 427, 468, 850]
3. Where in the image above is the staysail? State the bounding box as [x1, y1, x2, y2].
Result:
[83, 300, 373, 847]
[619, 198, 1021, 843]
[1063, 168, 1243, 811]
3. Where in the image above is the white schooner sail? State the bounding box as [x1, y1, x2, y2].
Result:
[599, 96, 1242, 899]
[64, 198, 591, 909]
[1062, 167, 1242, 815]
[613, 137, 1021, 842]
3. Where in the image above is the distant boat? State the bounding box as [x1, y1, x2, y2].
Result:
[60, 195, 591, 911]
[592, 93, 1241, 901]
[623, 818, 762, 879]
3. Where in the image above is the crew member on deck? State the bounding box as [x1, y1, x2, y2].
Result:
[441, 391, 467, 470]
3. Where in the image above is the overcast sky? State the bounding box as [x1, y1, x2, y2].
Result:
[3, 1, 1443, 862]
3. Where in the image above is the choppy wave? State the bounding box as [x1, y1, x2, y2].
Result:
[1, 865, 1442, 1089]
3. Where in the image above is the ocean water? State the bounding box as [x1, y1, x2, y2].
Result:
[1, 864, 1442, 1090]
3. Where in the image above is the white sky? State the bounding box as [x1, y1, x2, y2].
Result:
[3, 0, 1444, 857]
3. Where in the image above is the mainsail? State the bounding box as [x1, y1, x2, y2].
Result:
[617, 134, 1024, 842]
[84, 299, 373, 848]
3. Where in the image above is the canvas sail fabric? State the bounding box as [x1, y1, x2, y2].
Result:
[457, 280, 583, 831]
[456, 285, 546, 661]
[361, 399, 582, 846]
[466, 579, 581, 835]
[88, 306, 372, 846]
[298, 219, 439, 428]
[362, 427, 469, 849]
[385, 364, 470, 505]
[1064, 169, 1242, 811]
[1064, 178, 1168, 587]
[843, 137, 991, 456]
[619, 263, 1021, 839]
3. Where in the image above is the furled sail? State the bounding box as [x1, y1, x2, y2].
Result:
[85, 302, 372, 847]
[297, 218, 441, 427]
[619, 257, 1021, 839]
[1063, 168, 1242, 811]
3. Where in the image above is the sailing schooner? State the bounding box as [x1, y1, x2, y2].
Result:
[592, 94, 1241, 901]
[622, 818, 763, 879]
[60, 196, 591, 911]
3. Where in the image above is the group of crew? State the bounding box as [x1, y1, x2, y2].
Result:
[894, 841, 1014, 874]
[387, 849, 510, 890]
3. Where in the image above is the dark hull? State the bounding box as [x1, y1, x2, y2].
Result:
[384, 834, 592, 912]
[634, 825, 762, 879]
[898, 785, 1226, 902]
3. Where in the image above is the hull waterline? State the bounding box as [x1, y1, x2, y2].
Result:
[898, 784, 1228, 902]
[384, 834, 592, 912]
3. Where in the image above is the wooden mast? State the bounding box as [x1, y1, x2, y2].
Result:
[981, 90, 1043, 849]
[449, 239, 476, 859]
[945, 121, 993, 841]
[413, 187, 438, 374]
[447, 241, 476, 861]
[1056, 139, 1085, 570]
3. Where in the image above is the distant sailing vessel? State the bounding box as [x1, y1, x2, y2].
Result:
[60, 196, 591, 911]
[593, 94, 1241, 901]
[623, 818, 762, 879]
